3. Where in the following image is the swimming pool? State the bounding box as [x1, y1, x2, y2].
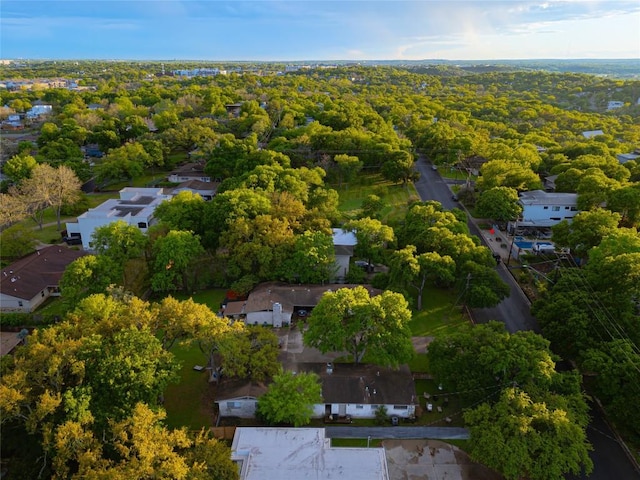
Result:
[514, 240, 554, 250]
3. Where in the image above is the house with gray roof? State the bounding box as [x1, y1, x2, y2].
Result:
[516, 190, 579, 227]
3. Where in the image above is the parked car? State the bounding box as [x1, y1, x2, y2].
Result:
[355, 260, 374, 272]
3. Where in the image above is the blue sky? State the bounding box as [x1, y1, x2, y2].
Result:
[1, 1, 639, 61]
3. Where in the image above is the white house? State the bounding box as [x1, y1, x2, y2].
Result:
[223, 282, 380, 328]
[65, 187, 171, 250]
[0, 246, 87, 312]
[25, 103, 53, 119]
[607, 101, 624, 110]
[515, 190, 579, 227]
[231, 427, 389, 480]
[215, 362, 417, 421]
[332, 228, 357, 281]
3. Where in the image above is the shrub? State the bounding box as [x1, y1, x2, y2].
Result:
[374, 405, 388, 425]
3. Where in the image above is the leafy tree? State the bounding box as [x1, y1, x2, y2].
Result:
[428, 322, 557, 402]
[278, 230, 337, 284]
[551, 208, 621, 258]
[3, 154, 37, 184]
[582, 340, 640, 437]
[381, 150, 417, 186]
[360, 194, 385, 219]
[464, 387, 592, 480]
[0, 223, 36, 259]
[91, 219, 148, 264]
[476, 159, 542, 192]
[151, 230, 206, 292]
[460, 261, 510, 308]
[94, 142, 150, 185]
[607, 183, 640, 228]
[217, 326, 281, 382]
[303, 286, 414, 366]
[219, 214, 295, 282]
[475, 186, 522, 222]
[333, 153, 362, 187]
[256, 370, 322, 427]
[390, 245, 456, 310]
[60, 255, 121, 306]
[345, 217, 395, 266]
[154, 190, 207, 236]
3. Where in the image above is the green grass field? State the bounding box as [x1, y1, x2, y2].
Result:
[334, 173, 417, 223]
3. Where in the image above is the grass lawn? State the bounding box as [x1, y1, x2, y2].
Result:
[334, 173, 417, 223]
[163, 341, 213, 430]
[414, 379, 466, 427]
[162, 288, 227, 430]
[331, 438, 383, 448]
[172, 288, 227, 313]
[408, 287, 468, 337]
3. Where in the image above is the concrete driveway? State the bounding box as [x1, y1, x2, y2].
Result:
[383, 439, 504, 480]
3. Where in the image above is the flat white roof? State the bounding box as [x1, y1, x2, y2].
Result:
[332, 228, 357, 246]
[231, 427, 389, 480]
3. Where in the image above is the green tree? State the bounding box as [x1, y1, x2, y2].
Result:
[333, 153, 362, 188]
[60, 255, 121, 306]
[360, 194, 385, 219]
[256, 371, 322, 427]
[0, 223, 36, 259]
[303, 286, 414, 366]
[551, 208, 621, 258]
[3, 154, 37, 184]
[345, 217, 395, 266]
[94, 142, 149, 185]
[381, 150, 417, 186]
[151, 230, 206, 292]
[464, 388, 592, 480]
[389, 245, 456, 310]
[476, 159, 542, 192]
[154, 190, 207, 236]
[475, 186, 522, 222]
[278, 230, 337, 284]
[217, 326, 281, 382]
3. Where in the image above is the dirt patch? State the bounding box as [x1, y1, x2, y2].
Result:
[382, 439, 504, 480]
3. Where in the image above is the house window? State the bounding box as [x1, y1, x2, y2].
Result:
[41, 291, 45, 297]
[227, 401, 240, 409]
[356, 405, 364, 409]
[543, 206, 549, 210]
[552, 206, 560, 211]
[393, 405, 408, 410]
[137, 222, 147, 228]
[550, 217, 561, 221]
[18, 301, 23, 307]
[570, 207, 578, 211]
[565, 206, 570, 210]
[370, 405, 379, 410]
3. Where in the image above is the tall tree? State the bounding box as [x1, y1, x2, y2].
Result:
[151, 230, 206, 292]
[475, 186, 522, 222]
[390, 245, 456, 310]
[278, 230, 337, 284]
[345, 217, 395, 266]
[303, 286, 414, 366]
[464, 388, 592, 480]
[18, 163, 82, 230]
[256, 371, 322, 427]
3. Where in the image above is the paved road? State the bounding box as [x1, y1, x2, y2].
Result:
[325, 426, 469, 440]
[413, 156, 640, 480]
[413, 157, 539, 333]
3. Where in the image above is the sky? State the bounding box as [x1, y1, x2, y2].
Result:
[1, 1, 639, 61]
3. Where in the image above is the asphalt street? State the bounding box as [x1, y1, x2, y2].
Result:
[412, 156, 640, 479]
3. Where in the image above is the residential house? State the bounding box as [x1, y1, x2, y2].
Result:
[332, 228, 357, 281]
[65, 187, 171, 249]
[167, 162, 211, 183]
[223, 282, 380, 328]
[0, 246, 87, 312]
[215, 363, 416, 422]
[26, 102, 53, 119]
[0, 331, 25, 356]
[582, 129, 604, 139]
[514, 190, 579, 228]
[168, 180, 219, 201]
[231, 427, 390, 480]
[224, 103, 243, 117]
[617, 152, 640, 165]
[607, 101, 624, 110]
